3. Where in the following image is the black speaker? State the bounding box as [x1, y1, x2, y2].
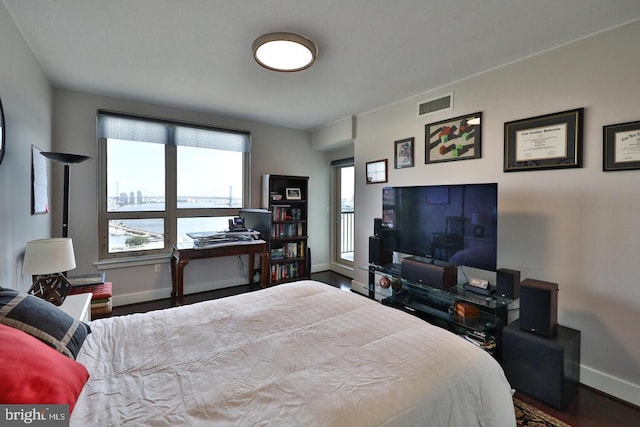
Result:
[401, 256, 457, 289]
[503, 320, 580, 409]
[369, 236, 392, 266]
[373, 218, 383, 236]
[519, 278, 558, 337]
[496, 268, 520, 299]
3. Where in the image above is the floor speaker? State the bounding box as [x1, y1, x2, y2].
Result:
[503, 320, 580, 409]
[496, 268, 520, 299]
[369, 236, 392, 266]
[519, 278, 558, 337]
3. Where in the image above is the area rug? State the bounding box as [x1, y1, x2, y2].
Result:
[514, 397, 572, 427]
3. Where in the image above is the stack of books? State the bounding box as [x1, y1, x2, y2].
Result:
[67, 274, 113, 318]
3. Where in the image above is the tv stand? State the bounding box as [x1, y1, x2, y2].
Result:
[365, 263, 512, 358]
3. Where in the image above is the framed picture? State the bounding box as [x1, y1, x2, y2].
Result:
[366, 159, 388, 184]
[394, 137, 414, 169]
[603, 120, 640, 171]
[31, 145, 49, 215]
[504, 108, 584, 172]
[0, 97, 5, 166]
[285, 188, 302, 200]
[425, 112, 482, 164]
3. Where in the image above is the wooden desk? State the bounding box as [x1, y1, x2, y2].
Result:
[171, 240, 269, 305]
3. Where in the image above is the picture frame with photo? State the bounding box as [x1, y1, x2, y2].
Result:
[394, 137, 414, 169]
[366, 159, 388, 184]
[285, 188, 302, 200]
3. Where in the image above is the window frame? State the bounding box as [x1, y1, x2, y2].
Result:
[97, 111, 251, 261]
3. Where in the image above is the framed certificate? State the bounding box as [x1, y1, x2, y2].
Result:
[504, 108, 584, 172]
[603, 120, 640, 171]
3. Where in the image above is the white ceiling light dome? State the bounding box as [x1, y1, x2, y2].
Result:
[252, 32, 317, 72]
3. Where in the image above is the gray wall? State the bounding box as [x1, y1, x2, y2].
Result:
[0, 4, 53, 291]
[352, 21, 640, 405]
[51, 89, 331, 304]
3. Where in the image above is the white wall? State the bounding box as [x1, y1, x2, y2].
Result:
[353, 21, 640, 405]
[51, 89, 330, 305]
[0, 4, 53, 291]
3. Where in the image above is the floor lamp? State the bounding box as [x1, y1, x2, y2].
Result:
[41, 152, 90, 237]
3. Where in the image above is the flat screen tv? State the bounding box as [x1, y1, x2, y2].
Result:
[381, 183, 498, 271]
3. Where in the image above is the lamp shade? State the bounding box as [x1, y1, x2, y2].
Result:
[40, 152, 90, 164]
[471, 213, 484, 225]
[23, 238, 76, 275]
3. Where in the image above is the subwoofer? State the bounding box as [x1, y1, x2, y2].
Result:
[496, 268, 520, 299]
[503, 320, 581, 409]
[519, 278, 558, 337]
[369, 236, 392, 266]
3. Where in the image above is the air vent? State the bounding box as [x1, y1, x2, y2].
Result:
[418, 92, 453, 117]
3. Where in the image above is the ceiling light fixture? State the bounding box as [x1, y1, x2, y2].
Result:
[252, 32, 317, 72]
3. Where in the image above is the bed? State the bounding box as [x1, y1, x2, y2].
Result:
[70, 280, 515, 426]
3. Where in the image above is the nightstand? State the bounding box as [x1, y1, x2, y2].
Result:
[59, 293, 92, 322]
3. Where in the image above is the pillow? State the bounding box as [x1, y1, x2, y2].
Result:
[0, 323, 89, 413]
[0, 287, 91, 359]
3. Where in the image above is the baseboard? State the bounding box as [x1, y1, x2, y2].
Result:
[113, 263, 329, 307]
[329, 262, 354, 279]
[112, 277, 247, 307]
[580, 364, 640, 407]
[310, 262, 330, 273]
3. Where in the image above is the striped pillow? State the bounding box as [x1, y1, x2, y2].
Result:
[0, 287, 91, 359]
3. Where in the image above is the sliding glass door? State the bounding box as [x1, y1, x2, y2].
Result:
[334, 163, 354, 267]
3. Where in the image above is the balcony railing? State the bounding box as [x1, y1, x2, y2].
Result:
[340, 210, 354, 262]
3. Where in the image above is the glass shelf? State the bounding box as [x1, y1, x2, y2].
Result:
[383, 290, 499, 332]
[363, 262, 509, 356]
[362, 263, 513, 309]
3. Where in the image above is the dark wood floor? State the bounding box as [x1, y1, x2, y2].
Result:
[111, 271, 639, 426]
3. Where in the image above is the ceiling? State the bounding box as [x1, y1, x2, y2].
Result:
[5, 0, 640, 131]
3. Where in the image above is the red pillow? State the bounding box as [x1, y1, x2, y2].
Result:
[0, 323, 89, 413]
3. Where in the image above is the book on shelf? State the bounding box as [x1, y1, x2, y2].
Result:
[270, 261, 304, 282]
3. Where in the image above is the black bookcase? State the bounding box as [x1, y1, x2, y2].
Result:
[261, 174, 309, 285]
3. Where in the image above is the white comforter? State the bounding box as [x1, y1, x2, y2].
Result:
[72, 280, 515, 426]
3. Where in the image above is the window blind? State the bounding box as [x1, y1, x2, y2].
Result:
[97, 110, 251, 152]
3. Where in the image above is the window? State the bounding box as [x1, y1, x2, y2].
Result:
[97, 111, 251, 259]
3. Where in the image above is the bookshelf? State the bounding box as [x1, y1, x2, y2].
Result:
[262, 174, 309, 285]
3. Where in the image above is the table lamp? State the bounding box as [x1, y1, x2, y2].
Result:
[23, 238, 77, 305]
